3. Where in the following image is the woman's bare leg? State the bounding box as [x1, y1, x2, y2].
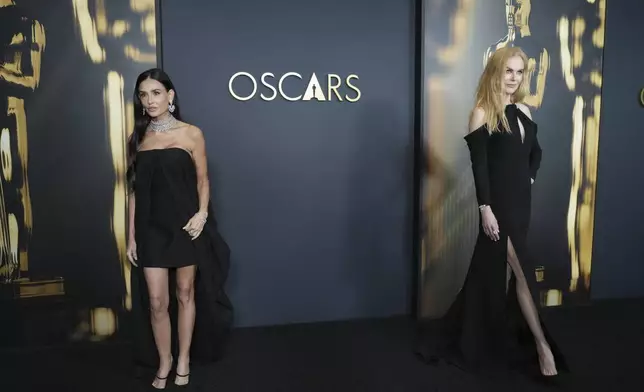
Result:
[175, 265, 196, 385]
[144, 267, 173, 388]
[506, 239, 558, 376]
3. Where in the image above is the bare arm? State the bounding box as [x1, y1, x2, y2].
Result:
[190, 126, 210, 214]
[128, 193, 135, 243]
[181, 126, 211, 240]
[126, 192, 138, 265]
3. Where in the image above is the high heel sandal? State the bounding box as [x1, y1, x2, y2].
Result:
[174, 371, 190, 387]
[152, 356, 173, 390]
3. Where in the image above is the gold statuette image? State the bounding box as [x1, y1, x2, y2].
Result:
[69, 0, 157, 340]
[557, 0, 605, 297]
[0, 0, 64, 298]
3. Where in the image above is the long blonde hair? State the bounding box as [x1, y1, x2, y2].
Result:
[474, 46, 529, 133]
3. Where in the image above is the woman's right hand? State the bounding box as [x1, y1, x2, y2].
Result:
[126, 240, 138, 267]
[480, 206, 500, 241]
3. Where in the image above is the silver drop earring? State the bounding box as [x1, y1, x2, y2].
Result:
[142, 107, 146, 115]
[168, 101, 175, 113]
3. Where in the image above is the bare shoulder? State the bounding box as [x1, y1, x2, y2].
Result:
[174, 122, 203, 141]
[185, 123, 204, 141]
[468, 106, 486, 133]
[515, 102, 532, 120]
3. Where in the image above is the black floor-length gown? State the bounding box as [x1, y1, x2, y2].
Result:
[129, 147, 233, 368]
[416, 104, 568, 375]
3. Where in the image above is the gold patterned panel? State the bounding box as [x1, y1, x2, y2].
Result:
[481, 0, 605, 303]
[0, 6, 48, 288]
[7, 97, 32, 232]
[556, 2, 605, 294]
[71, 0, 157, 324]
[90, 307, 117, 339]
[493, 0, 605, 300]
[104, 70, 132, 311]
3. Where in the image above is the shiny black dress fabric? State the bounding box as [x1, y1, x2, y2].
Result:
[416, 104, 568, 374]
[129, 148, 233, 367]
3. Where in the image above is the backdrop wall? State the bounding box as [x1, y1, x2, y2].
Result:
[591, 0, 644, 300]
[159, 0, 416, 327]
[2, 0, 643, 352]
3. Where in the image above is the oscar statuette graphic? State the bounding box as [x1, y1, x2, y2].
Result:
[556, 0, 605, 299]
[0, 0, 64, 299]
[70, 0, 157, 341]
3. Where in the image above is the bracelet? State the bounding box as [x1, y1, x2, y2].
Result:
[196, 211, 208, 224]
[478, 204, 489, 210]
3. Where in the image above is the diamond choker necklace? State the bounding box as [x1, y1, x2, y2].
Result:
[149, 114, 178, 133]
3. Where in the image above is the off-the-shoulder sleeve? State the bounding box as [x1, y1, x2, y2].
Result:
[464, 127, 491, 206]
[529, 123, 542, 180]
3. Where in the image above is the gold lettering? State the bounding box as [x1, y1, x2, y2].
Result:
[327, 74, 342, 101]
[229, 72, 360, 102]
[278, 72, 302, 101]
[302, 73, 326, 101]
[345, 75, 361, 103]
[260, 73, 277, 101]
[228, 72, 257, 101]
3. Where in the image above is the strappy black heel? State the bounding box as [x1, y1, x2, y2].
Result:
[174, 372, 190, 387]
[152, 356, 173, 390]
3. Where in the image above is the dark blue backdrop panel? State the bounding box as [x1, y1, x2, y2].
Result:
[160, 0, 415, 327]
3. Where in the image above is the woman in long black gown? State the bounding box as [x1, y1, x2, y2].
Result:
[125, 68, 233, 389]
[416, 47, 567, 380]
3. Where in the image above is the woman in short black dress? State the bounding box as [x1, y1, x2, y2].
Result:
[125, 68, 233, 389]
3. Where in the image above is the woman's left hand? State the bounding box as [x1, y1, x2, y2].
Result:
[183, 211, 208, 240]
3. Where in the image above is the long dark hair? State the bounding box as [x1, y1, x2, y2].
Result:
[126, 68, 183, 192]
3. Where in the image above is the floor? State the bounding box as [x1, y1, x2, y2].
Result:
[1, 298, 643, 392]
